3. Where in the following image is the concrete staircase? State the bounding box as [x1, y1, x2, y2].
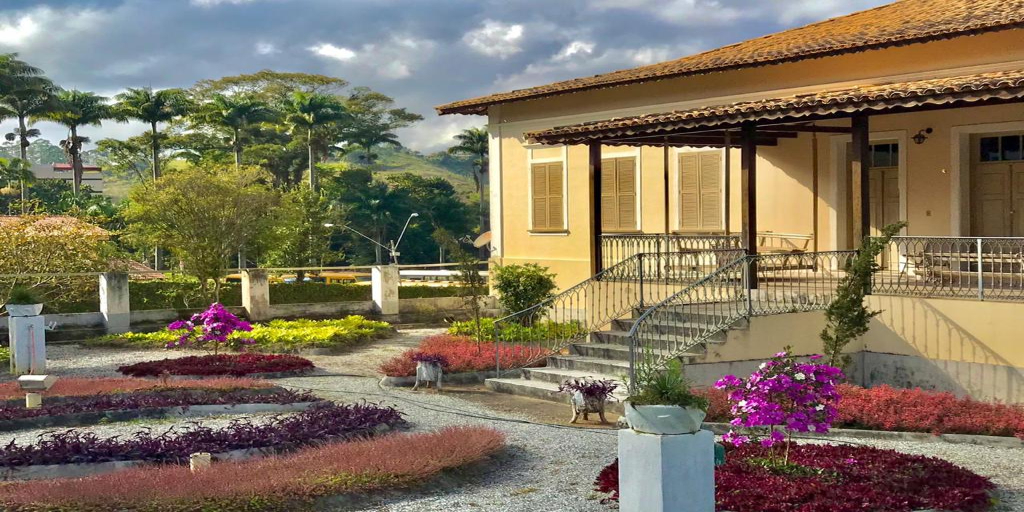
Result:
[485, 302, 746, 414]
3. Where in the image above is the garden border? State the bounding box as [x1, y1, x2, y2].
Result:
[379, 370, 501, 387]
[0, 423, 396, 481]
[702, 422, 1024, 449]
[0, 401, 321, 432]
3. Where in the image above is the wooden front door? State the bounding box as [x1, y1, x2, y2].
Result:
[868, 143, 900, 267]
[971, 133, 1024, 237]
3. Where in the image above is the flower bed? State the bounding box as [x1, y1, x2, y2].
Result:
[117, 354, 315, 378]
[378, 334, 548, 377]
[596, 443, 994, 512]
[699, 384, 1024, 439]
[0, 377, 271, 400]
[0, 402, 403, 468]
[447, 317, 582, 342]
[0, 426, 503, 512]
[86, 316, 393, 353]
[0, 387, 318, 422]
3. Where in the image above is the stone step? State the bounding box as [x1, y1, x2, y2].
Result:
[522, 367, 627, 389]
[548, 355, 631, 375]
[632, 304, 745, 323]
[571, 342, 703, 362]
[485, 377, 625, 415]
[592, 329, 726, 349]
[610, 320, 732, 342]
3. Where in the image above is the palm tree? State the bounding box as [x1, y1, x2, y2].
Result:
[0, 55, 55, 212]
[192, 94, 276, 168]
[38, 90, 111, 194]
[448, 127, 489, 236]
[113, 87, 191, 180]
[283, 91, 347, 190]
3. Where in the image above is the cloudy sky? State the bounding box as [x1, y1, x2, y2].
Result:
[0, 0, 889, 153]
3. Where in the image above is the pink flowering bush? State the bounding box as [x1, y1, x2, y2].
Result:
[715, 350, 844, 458]
[167, 303, 254, 352]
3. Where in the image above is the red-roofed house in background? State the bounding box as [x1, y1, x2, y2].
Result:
[30, 163, 104, 193]
[439, 0, 1024, 404]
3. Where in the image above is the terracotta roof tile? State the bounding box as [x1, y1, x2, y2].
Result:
[438, 0, 1024, 115]
[527, 69, 1024, 144]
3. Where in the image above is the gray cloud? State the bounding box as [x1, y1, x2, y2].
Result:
[0, 0, 890, 153]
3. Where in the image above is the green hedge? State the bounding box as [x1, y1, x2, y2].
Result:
[448, 317, 583, 342]
[398, 285, 486, 299]
[270, 283, 370, 304]
[85, 316, 394, 353]
[0, 347, 8, 373]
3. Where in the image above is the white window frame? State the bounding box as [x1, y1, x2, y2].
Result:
[526, 144, 569, 236]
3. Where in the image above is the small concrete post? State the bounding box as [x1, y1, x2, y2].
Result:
[241, 269, 271, 322]
[99, 272, 131, 334]
[189, 452, 211, 472]
[25, 393, 42, 409]
[372, 265, 400, 316]
[9, 316, 46, 375]
[618, 429, 715, 512]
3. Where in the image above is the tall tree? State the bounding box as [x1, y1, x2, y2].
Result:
[113, 87, 191, 179]
[0, 55, 57, 211]
[447, 127, 489, 239]
[328, 167, 412, 264]
[283, 91, 347, 190]
[344, 87, 422, 163]
[38, 90, 111, 194]
[191, 94, 276, 168]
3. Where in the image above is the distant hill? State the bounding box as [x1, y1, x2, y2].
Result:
[0, 139, 67, 165]
[343, 146, 479, 199]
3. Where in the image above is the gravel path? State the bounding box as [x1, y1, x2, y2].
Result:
[5, 329, 1021, 511]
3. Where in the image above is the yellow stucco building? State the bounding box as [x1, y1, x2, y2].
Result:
[440, 0, 1024, 403]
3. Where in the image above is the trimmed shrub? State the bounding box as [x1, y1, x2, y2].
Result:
[0, 426, 504, 512]
[0, 402, 403, 468]
[0, 346, 9, 372]
[398, 285, 487, 299]
[87, 316, 393, 353]
[492, 263, 556, 314]
[597, 444, 994, 512]
[378, 334, 548, 377]
[270, 282, 369, 304]
[117, 353, 315, 377]
[448, 317, 582, 342]
[0, 387, 319, 421]
[0, 377, 271, 401]
[699, 384, 1024, 439]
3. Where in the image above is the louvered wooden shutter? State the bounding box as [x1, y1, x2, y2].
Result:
[600, 157, 637, 231]
[679, 152, 723, 232]
[531, 162, 565, 231]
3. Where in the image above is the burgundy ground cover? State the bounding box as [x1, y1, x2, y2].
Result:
[0, 402, 403, 467]
[0, 377, 272, 400]
[0, 387, 319, 421]
[117, 353, 315, 378]
[378, 334, 548, 377]
[699, 384, 1024, 438]
[596, 443, 994, 512]
[0, 426, 505, 512]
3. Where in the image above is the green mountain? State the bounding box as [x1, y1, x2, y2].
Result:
[344, 146, 479, 199]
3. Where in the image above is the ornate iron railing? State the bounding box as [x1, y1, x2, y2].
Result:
[493, 249, 746, 374]
[627, 251, 857, 391]
[870, 236, 1024, 301]
[601, 234, 742, 270]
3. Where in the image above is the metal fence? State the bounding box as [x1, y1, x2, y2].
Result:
[601, 234, 742, 270]
[870, 236, 1024, 301]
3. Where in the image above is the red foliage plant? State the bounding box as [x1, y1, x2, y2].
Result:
[1, 426, 505, 512]
[0, 377, 271, 400]
[698, 384, 1024, 439]
[596, 443, 994, 512]
[378, 334, 548, 377]
[118, 354, 314, 378]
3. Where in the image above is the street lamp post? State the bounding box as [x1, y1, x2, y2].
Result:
[325, 212, 419, 264]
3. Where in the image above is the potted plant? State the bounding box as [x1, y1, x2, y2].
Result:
[411, 352, 448, 390]
[558, 377, 619, 424]
[624, 361, 709, 435]
[3, 286, 43, 317]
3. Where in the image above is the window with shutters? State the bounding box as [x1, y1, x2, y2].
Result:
[530, 162, 566, 231]
[678, 151, 724, 232]
[600, 157, 638, 232]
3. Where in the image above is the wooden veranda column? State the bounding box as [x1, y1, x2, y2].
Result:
[741, 122, 758, 290]
[589, 142, 604, 274]
[851, 114, 871, 248]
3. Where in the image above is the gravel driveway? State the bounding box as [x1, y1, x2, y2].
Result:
[6, 330, 1021, 511]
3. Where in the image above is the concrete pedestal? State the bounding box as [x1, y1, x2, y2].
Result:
[99, 272, 131, 334]
[618, 428, 715, 512]
[372, 265, 399, 316]
[8, 315, 46, 375]
[241, 269, 271, 322]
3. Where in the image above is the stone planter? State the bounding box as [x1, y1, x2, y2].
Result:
[413, 361, 443, 390]
[5, 304, 42, 317]
[570, 391, 610, 424]
[624, 403, 706, 435]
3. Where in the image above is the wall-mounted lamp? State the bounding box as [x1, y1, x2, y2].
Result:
[912, 128, 933, 145]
